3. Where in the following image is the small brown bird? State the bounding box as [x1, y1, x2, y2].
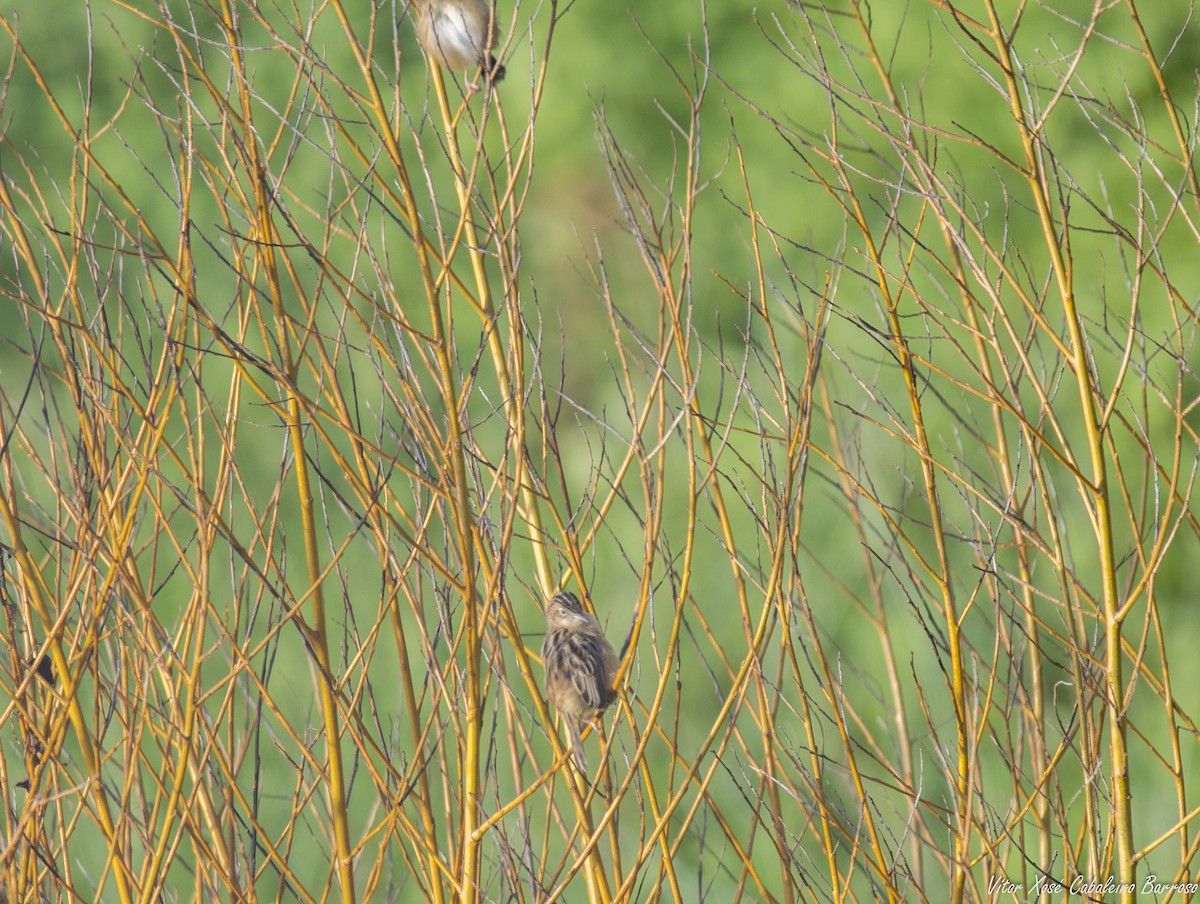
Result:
[415, 0, 506, 85]
[542, 590, 620, 771]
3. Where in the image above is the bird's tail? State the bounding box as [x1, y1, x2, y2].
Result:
[487, 55, 506, 82]
[568, 719, 588, 772]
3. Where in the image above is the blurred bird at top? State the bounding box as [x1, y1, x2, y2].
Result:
[414, 0, 506, 86]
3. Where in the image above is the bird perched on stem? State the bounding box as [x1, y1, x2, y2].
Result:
[414, 0, 506, 86]
[542, 590, 620, 771]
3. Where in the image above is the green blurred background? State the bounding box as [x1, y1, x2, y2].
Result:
[2, 0, 1199, 898]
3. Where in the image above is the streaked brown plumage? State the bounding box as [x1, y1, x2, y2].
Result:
[542, 590, 619, 771]
[415, 0, 506, 85]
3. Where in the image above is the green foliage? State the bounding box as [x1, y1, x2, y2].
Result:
[0, 1, 1198, 902]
